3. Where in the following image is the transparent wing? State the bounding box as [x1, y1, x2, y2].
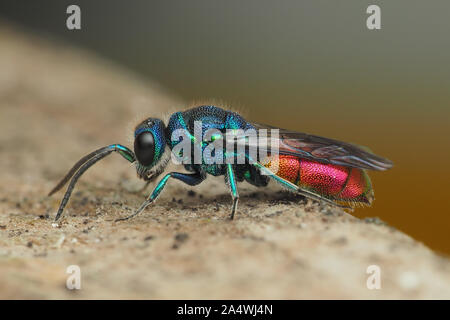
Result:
[224, 122, 393, 171]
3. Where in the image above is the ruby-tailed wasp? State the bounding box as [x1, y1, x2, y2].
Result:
[49, 105, 392, 222]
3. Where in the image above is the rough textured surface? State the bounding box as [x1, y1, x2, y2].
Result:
[1, 24, 449, 299]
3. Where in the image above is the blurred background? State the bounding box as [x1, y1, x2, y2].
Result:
[1, 0, 449, 255]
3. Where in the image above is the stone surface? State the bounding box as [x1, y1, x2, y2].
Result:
[1, 24, 449, 299]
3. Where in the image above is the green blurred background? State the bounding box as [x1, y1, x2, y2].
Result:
[1, 1, 449, 254]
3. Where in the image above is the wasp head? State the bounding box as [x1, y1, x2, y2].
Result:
[133, 118, 169, 181]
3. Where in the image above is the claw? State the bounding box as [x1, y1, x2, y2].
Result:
[115, 199, 152, 222]
[229, 197, 239, 220]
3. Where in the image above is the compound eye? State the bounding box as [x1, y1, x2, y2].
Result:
[134, 131, 155, 167]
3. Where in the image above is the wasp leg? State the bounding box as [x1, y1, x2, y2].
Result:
[51, 144, 135, 222]
[226, 164, 239, 220]
[115, 171, 205, 222]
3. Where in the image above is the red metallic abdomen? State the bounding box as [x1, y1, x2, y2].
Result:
[264, 155, 373, 204]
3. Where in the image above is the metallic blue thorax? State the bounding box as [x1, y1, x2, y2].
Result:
[166, 105, 262, 182]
